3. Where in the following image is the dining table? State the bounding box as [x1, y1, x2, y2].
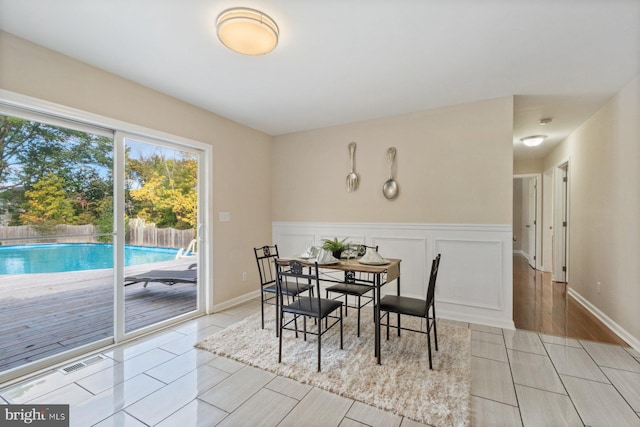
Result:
[281, 255, 401, 364]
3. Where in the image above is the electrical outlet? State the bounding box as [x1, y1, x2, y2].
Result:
[242, 272, 247, 282]
[597, 282, 601, 294]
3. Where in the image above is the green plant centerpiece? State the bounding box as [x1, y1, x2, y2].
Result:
[321, 237, 349, 259]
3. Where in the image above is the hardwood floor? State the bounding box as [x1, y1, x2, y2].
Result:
[513, 254, 628, 346]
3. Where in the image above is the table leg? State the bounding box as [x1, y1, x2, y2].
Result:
[375, 272, 381, 364]
[397, 274, 401, 337]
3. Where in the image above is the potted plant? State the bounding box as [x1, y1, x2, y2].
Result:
[321, 237, 349, 259]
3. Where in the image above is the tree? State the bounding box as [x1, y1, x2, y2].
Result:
[19, 173, 75, 231]
[0, 114, 113, 226]
[127, 154, 197, 229]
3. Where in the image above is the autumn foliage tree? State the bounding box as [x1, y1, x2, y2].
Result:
[19, 173, 75, 232]
[1, 114, 198, 233]
[1, 114, 112, 226]
[127, 154, 197, 229]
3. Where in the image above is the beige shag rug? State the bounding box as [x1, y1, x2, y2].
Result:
[196, 309, 470, 426]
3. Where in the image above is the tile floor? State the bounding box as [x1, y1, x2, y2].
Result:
[1, 299, 640, 426]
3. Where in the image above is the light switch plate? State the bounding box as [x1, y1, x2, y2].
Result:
[219, 211, 231, 222]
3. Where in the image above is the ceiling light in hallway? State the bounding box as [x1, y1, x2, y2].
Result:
[520, 135, 547, 147]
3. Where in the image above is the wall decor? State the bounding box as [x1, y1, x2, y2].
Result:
[382, 147, 398, 200]
[346, 141, 360, 192]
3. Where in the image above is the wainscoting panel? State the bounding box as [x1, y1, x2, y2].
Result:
[435, 239, 502, 310]
[272, 222, 514, 329]
[371, 236, 427, 298]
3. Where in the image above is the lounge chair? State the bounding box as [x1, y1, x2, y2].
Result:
[124, 265, 197, 287]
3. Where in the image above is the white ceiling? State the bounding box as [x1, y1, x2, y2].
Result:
[1, 0, 639, 161]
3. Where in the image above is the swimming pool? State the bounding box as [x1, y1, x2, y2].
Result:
[0, 244, 178, 275]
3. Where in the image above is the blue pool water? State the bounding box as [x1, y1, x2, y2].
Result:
[0, 244, 178, 275]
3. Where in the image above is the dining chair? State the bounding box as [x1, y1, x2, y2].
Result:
[276, 259, 343, 372]
[325, 244, 378, 337]
[254, 244, 312, 334]
[377, 254, 441, 369]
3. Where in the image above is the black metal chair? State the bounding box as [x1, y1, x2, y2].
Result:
[276, 259, 343, 372]
[254, 245, 312, 333]
[377, 254, 441, 369]
[325, 244, 378, 337]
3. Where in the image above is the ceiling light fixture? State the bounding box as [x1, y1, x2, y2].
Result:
[520, 135, 547, 147]
[216, 7, 279, 55]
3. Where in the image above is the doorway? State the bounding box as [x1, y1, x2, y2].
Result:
[513, 174, 542, 270]
[552, 162, 569, 283]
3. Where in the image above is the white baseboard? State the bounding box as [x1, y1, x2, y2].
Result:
[568, 287, 640, 352]
[438, 307, 515, 330]
[211, 290, 259, 313]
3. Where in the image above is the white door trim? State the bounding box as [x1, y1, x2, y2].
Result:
[542, 167, 554, 272]
[514, 174, 542, 270]
[552, 161, 570, 283]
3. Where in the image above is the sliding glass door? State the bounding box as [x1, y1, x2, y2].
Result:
[0, 111, 115, 373]
[0, 104, 208, 380]
[120, 136, 201, 334]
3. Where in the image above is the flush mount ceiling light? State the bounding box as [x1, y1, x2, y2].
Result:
[520, 135, 547, 147]
[216, 7, 279, 55]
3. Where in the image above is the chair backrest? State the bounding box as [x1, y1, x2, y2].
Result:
[254, 245, 279, 288]
[425, 254, 441, 308]
[275, 259, 321, 310]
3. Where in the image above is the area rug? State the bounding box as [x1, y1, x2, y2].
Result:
[196, 309, 471, 426]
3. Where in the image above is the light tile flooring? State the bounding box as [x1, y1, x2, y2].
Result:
[1, 299, 640, 426]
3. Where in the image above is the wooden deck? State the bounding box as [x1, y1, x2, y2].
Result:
[0, 259, 197, 373]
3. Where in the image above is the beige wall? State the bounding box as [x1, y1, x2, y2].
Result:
[0, 31, 272, 304]
[272, 97, 514, 224]
[543, 74, 640, 342]
[514, 158, 543, 174]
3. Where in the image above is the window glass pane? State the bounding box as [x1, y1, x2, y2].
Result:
[123, 138, 198, 333]
[0, 114, 114, 372]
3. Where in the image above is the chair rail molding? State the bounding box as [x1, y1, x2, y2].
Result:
[272, 221, 515, 330]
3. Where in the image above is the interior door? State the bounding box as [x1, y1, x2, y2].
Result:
[542, 168, 554, 272]
[527, 177, 537, 268]
[553, 164, 568, 282]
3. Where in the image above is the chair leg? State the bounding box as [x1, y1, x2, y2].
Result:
[303, 316, 307, 341]
[260, 292, 265, 329]
[284, 295, 299, 339]
[426, 329, 433, 370]
[377, 306, 382, 364]
[432, 305, 439, 351]
[356, 296, 361, 337]
[340, 307, 344, 349]
[317, 323, 322, 372]
[275, 303, 280, 338]
[278, 313, 283, 364]
[386, 310, 390, 340]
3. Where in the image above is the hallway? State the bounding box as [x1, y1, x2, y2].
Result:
[513, 254, 627, 346]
